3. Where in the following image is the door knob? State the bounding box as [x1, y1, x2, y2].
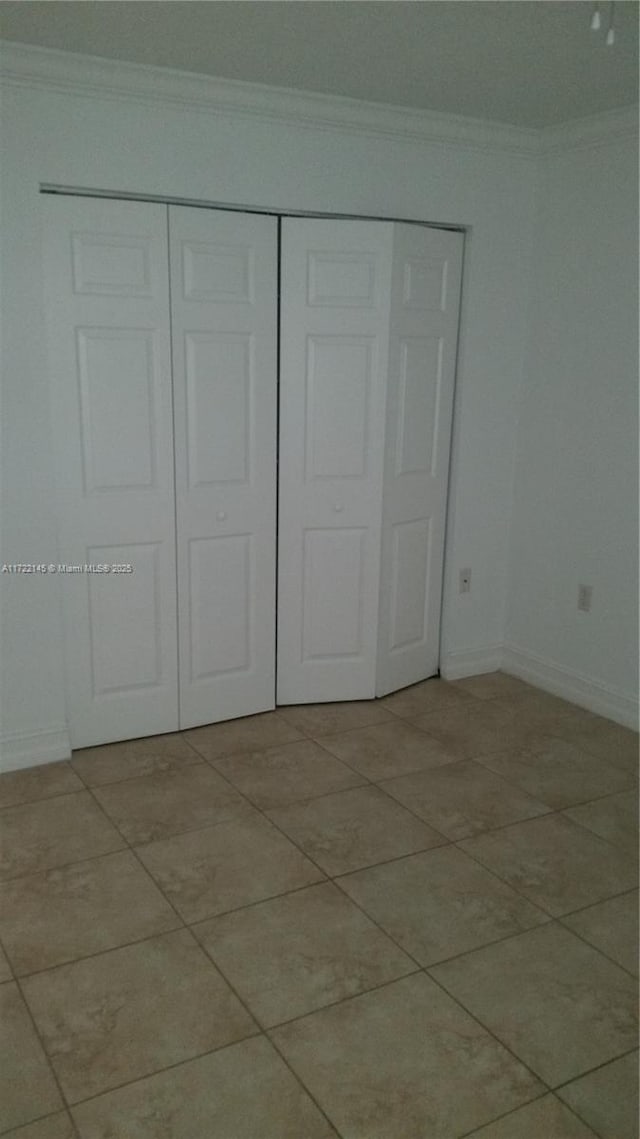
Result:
[216, 511, 227, 521]
[333, 504, 344, 513]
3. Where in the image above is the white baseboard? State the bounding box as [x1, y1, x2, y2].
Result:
[0, 726, 72, 773]
[502, 644, 639, 731]
[1, 646, 636, 772]
[439, 644, 503, 681]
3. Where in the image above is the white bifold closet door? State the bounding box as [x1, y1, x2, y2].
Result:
[376, 223, 464, 695]
[44, 196, 277, 747]
[43, 197, 179, 747]
[45, 196, 462, 746]
[168, 206, 277, 728]
[277, 219, 394, 703]
[277, 217, 463, 704]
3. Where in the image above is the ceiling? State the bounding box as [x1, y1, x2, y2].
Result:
[0, 1, 637, 129]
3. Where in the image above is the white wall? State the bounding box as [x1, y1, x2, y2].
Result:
[505, 124, 639, 728]
[0, 44, 553, 768]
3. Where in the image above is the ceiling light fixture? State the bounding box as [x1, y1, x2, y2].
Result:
[606, 1, 616, 45]
[590, 1, 616, 45]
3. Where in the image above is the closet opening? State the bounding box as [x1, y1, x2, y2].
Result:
[41, 189, 465, 748]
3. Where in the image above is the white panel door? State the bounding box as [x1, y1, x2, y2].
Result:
[278, 218, 393, 704]
[169, 206, 278, 727]
[43, 196, 178, 747]
[376, 224, 464, 695]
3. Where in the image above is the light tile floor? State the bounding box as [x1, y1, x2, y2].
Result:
[0, 673, 637, 1138]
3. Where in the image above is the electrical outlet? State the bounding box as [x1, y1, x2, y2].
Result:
[577, 584, 593, 612]
[459, 567, 472, 594]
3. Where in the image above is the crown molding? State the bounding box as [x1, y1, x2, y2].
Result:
[540, 104, 639, 157]
[2, 41, 634, 161]
[0, 40, 540, 158]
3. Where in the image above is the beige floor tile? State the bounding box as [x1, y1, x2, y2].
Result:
[0, 851, 180, 975]
[184, 711, 303, 761]
[562, 891, 638, 975]
[276, 700, 392, 737]
[0, 793, 125, 881]
[318, 719, 460, 781]
[71, 1036, 337, 1138]
[492, 689, 582, 727]
[272, 973, 543, 1139]
[136, 812, 323, 922]
[0, 939, 12, 981]
[212, 739, 364, 809]
[459, 814, 638, 916]
[0, 982, 62, 1132]
[381, 760, 550, 840]
[412, 700, 537, 759]
[0, 762, 83, 810]
[93, 766, 250, 844]
[194, 881, 415, 1027]
[452, 672, 535, 701]
[71, 733, 202, 788]
[478, 738, 634, 809]
[552, 716, 639, 774]
[564, 789, 639, 855]
[431, 923, 638, 1087]
[2, 1113, 76, 1138]
[267, 785, 444, 875]
[557, 1051, 639, 1139]
[466, 1094, 598, 1137]
[338, 846, 548, 966]
[380, 678, 476, 720]
[22, 928, 256, 1103]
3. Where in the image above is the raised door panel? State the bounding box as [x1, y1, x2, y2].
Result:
[43, 195, 178, 747]
[184, 332, 252, 487]
[278, 218, 393, 704]
[87, 543, 163, 694]
[388, 518, 431, 653]
[302, 529, 367, 661]
[187, 535, 251, 681]
[376, 224, 464, 696]
[76, 328, 159, 492]
[169, 206, 277, 728]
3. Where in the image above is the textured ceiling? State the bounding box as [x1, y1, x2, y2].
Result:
[0, 1, 638, 128]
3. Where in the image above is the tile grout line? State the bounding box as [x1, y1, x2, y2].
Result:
[82, 780, 194, 936]
[28, 952, 637, 1133]
[9, 926, 188, 984]
[0, 1108, 80, 1139]
[0, 768, 634, 975]
[0, 845, 133, 887]
[1, 691, 636, 1134]
[51, 936, 338, 1139]
[71, 754, 208, 792]
[11, 971, 81, 1137]
[317, 879, 558, 1098]
[13, 782, 281, 1123]
[555, 911, 639, 981]
[549, 1041, 640, 1093]
[270, 964, 555, 1112]
[423, 954, 639, 1103]
[371, 759, 636, 856]
[451, 822, 637, 925]
[1, 726, 635, 967]
[264, 1029, 344, 1138]
[63, 1034, 271, 1119]
[454, 1090, 593, 1139]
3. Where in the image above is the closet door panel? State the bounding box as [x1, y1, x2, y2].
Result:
[278, 219, 393, 704]
[376, 225, 464, 695]
[43, 196, 178, 748]
[169, 207, 277, 728]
